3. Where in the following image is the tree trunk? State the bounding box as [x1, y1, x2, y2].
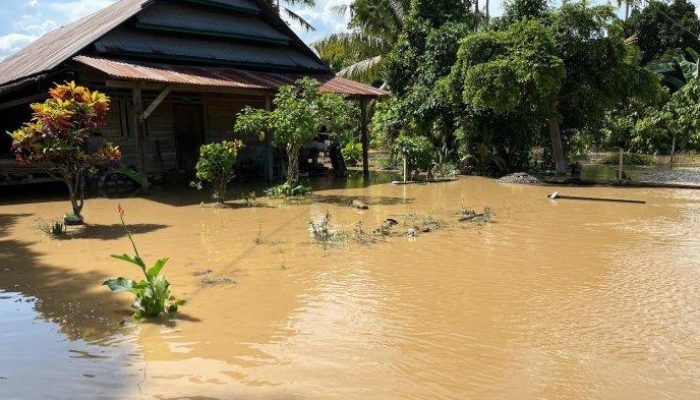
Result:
[360, 97, 370, 177]
[485, 0, 490, 21]
[474, 0, 480, 30]
[625, 2, 630, 20]
[63, 168, 85, 224]
[287, 144, 300, 184]
[547, 98, 568, 174]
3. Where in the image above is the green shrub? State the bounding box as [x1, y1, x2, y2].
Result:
[265, 181, 312, 199]
[103, 205, 184, 319]
[342, 141, 363, 166]
[192, 140, 242, 203]
[393, 135, 435, 176]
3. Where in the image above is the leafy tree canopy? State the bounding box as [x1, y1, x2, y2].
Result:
[624, 0, 700, 65]
[234, 78, 356, 184]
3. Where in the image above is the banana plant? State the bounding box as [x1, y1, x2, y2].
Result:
[653, 48, 699, 91]
[675, 48, 699, 82]
[103, 204, 184, 319]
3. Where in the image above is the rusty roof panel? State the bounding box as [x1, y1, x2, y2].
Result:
[94, 28, 326, 71]
[137, 2, 289, 44]
[74, 56, 389, 97]
[0, 0, 151, 86]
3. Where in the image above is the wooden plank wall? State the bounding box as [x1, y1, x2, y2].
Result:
[203, 93, 267, 177]
[93, 90, 176, 174]
[93, 90, 269, 176]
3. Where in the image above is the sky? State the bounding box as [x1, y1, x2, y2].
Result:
[0, 0, 695, 60]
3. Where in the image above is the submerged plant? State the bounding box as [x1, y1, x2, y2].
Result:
[309, 211, 334, 241]
[265, 181, 312, 199]
[37, 220, 66, 238]
[242, 191, 258, 207]
[103, 204, 184, 319]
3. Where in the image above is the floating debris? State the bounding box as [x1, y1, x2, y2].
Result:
[548, 192, 646, 204]
[199, 276, 236, 287]
[351, 199, 369, 210]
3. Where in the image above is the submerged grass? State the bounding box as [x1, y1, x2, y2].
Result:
[37, 219, 66, 238]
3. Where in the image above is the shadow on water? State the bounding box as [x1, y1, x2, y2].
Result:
[0, 172, 399, 209]
[59, 223, 170, 241]
[312, 194, 414, 207]
[0, 213, 142, 398]
[0, 213, 127, 338]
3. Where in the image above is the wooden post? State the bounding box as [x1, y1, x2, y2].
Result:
[132, 88, 149, 191]
[403, 155, 408, 183]
[265, 95, 274, 181]
[618, 148, 624, 180]
[670, 131, 677, 169]
[360, 96, 369, 177]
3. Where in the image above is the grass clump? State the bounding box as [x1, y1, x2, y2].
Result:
[37, 220, 66, 238]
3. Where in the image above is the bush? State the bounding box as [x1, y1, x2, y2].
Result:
[392, 135, 435, 177]
[265, 181, 312, 198]
[8, 82, 120, 222]
[342, 141, 363, 166]
[192, 140, 242, 203]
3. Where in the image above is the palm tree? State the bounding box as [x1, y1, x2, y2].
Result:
[264, 0, 317, 31]
[616, 0, 639, 20]
[313, 0, 410, 83]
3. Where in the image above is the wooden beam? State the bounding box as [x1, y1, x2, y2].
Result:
[140, 85, 172, 122]
[0, 94, 46, 111]
[132, 88, 150, 191]
[264, 95, 274, 181]
[360, 97, 369, 176]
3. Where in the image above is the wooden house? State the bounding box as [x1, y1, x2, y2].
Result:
[0, 0, 386, 186]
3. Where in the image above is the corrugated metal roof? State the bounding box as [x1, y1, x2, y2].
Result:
[0, 0, 330, 89]
[0, 0, 151, 86]
[74, 56, 389, 97]
[94, 27, 326, 71]
[137, 2, 289, 44]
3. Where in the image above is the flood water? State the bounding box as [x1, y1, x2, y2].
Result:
[1, 176, 700, 399]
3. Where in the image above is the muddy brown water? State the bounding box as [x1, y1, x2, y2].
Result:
[1, 176, 700, 399]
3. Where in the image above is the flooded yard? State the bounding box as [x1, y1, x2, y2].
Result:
[2, 176, 700, 399]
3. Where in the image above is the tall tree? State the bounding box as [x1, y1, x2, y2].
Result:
[449, 1, 659, 173]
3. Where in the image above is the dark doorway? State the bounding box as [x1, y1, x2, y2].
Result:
[0, 104, 32, 159]
[173, 103, 205, 173]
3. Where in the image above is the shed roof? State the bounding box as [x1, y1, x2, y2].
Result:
[94, 27, 326, 71]
[0, 0, 330, 88]
[74, 56, 389, 97]
[0, 0, 151, 87]
[135, 2, 290, 44]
